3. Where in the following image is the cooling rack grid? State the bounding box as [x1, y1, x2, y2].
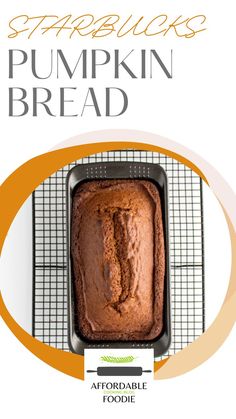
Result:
[32, 150, 205, 358]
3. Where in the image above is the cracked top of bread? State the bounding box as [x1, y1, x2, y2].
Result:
[71, 179, 165, 341]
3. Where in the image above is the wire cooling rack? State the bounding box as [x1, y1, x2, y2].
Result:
[32, 150, 205, 357]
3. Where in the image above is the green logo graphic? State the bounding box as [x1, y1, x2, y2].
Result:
[100, 355, 136, 364]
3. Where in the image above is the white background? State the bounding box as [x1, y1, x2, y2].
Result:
[1, 0, 236, 417]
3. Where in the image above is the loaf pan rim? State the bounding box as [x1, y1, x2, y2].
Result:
[66, 161, 171, 357]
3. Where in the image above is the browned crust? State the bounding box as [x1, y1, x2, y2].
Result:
[71, 179, 165, 341]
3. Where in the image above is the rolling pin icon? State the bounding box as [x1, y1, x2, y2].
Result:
[86, 367, 152, 376]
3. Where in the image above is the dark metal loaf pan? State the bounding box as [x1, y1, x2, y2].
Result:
[66, 162, 171, 357]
